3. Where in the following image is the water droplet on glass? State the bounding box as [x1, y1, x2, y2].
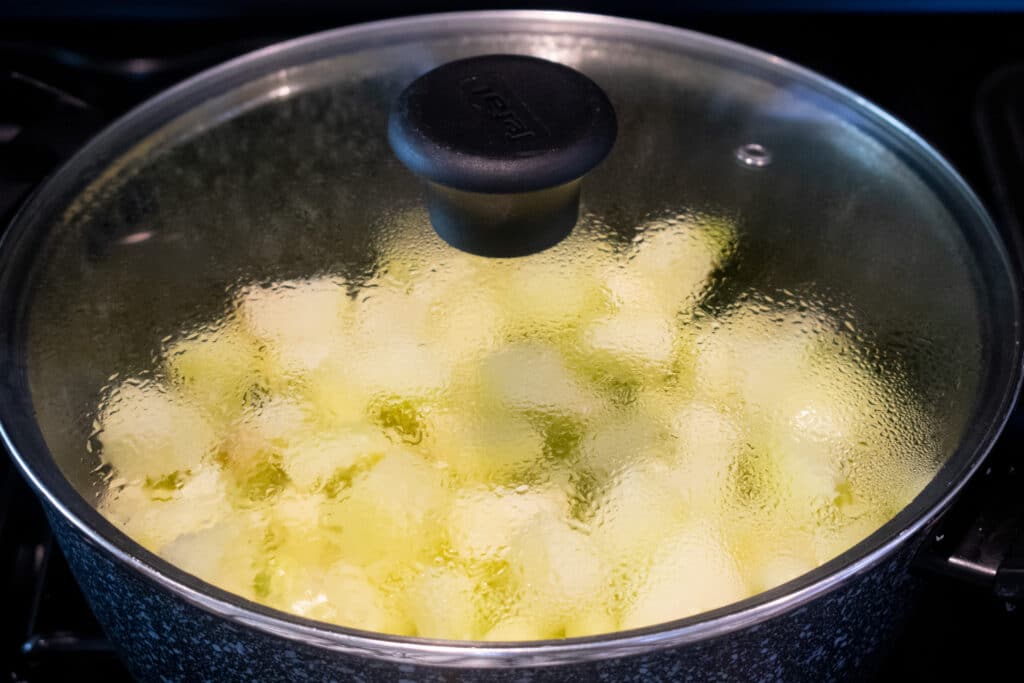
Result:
[735, 143, 772, 168]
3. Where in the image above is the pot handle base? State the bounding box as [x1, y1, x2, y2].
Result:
[913, 420, 1024, 604]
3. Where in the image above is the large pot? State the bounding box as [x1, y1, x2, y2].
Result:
[1, 11, 1020, 682]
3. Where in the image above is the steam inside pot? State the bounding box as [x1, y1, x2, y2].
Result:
[93, 211, 937, 640]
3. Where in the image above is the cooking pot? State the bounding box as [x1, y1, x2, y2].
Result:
[0, 10, 1020, 682]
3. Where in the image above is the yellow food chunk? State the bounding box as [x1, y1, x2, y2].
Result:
[446, 485, 568, 561]
[591, 462, 687, 561]
[101, 465, 231, 550]
[507, 514, 606, 625]
[350, 285, 431, 344]
[159, 511, 266, 599]
[773, 436, 846, 517]
[98, 381, 217, 482]
[578, 412, 668, 482]
[423, 290, 506, 365]
[729, 521, 818, 595]
[164, 323, 262, 422]
[747, 554, 816, 595]
[348, 338, 452, 398]
[620, 522, 747, 630]
[664, 402, 742, 510]
[269, 561, 411, 635]
[221, 399, 311, 491]
[427, 412, 545, 482]
[237, 277, 350, 373]
[812, 511, 890, 566]
[321, 449, 448, 566]
[480, 343, 595, 416]
[405, 566, 485, 639]
[235, 397, 309, 444]
[301, 359, 373, 428]
[483, 616, 559, 641]
[599, 268, 667, 314]
[693, 309, 816, 408]
[564, 607, 619, 639]
[281, 425, 390, 491]
[497, 257, 603, 332]
[626, 215, 735, 310]
[582, 312, 677, 370]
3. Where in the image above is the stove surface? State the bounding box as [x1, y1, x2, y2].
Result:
[2, 8, 1023, 681]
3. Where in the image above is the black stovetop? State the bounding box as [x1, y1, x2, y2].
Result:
[2, 8, 1024, 681]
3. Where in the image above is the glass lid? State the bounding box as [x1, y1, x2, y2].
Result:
[1, 11, 1017, 651]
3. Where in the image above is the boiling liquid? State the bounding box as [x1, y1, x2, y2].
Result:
[94, 212, 936, 640]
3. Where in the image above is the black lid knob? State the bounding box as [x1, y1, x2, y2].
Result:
[388, 54, 616, 257]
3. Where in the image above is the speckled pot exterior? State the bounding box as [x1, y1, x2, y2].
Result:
[48, 505, 920, 682]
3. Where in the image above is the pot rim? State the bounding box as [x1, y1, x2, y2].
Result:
[1, 9, 1021, 668]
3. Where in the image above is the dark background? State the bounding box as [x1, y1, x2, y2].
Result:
[2, 1, 1024, 680]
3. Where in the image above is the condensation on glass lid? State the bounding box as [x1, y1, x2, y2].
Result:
[91, 207, 940, 640]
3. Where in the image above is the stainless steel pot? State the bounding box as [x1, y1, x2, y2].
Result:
[0, 11, 1020, 681]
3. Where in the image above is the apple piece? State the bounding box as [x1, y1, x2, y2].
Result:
[426, 412, 546, 483]
[222, 398, 310, 470]
[260, 549, 413, 635]
[236, 397, 310, 444]
[350, 285, 431, 345]
[590, 461, 687, 564]
[664, 402, 741, 510]
[372, 244, 502, 366]
[281, 425, 390, 492]
[100, 465, 232, 551]
[159, 510, 266, 600]
[599, 268, 668, 314]
[405, 566, 485, 639]
[507, 513, 606, 622]
[97, 381, 218, 482]
[692, 310, 816, 409]
[480, 342, 596, 417]
[582, 312, 678, 371]
[320, 561, 412, 634]
[422, 289, 506, 365]
[483, 616, 559, 641]
[747, 553, 816, 595]
[300, 359, 374, 429]
[773, 437, 846, 519]
[620, 521, 748, 630]
[578, 412, 669, 483]
[321, 449, 449, 566]
[164, 323, 264, 423]
[626, 215, 736, 311]
[446, 485, 568, 561]
[727, 516, 819, 595]
[812, 511, 890, 566]
[347, 338, 452, 399]
[237, 276, 350, 374]
[771, 370, 864, 443]
[496, 256, 603, 333]
[564, 606, 619, 639]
